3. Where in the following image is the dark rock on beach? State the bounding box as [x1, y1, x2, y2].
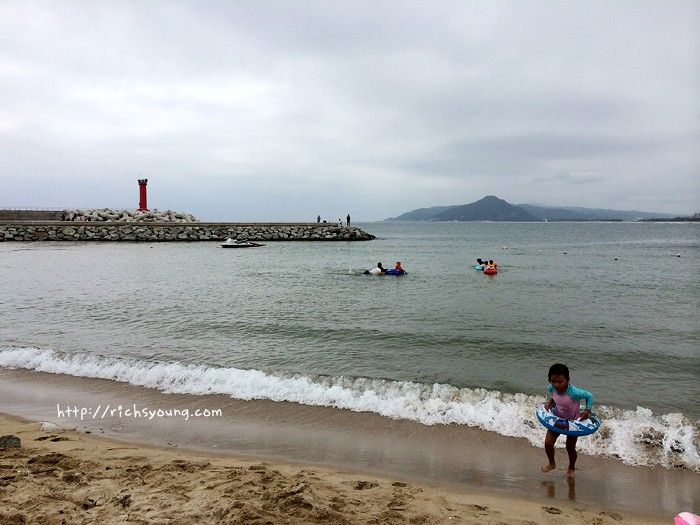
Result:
[0, 435, 21, 449]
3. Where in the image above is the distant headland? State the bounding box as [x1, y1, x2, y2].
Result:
[386, 196, 696, 222]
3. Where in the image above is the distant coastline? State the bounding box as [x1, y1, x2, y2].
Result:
[386, 195, 691, 222]
[642, 216, 700, 222]
[383, 217, 700, 223]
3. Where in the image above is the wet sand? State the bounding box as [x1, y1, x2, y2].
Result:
[0, 413, 671, 525]
[0, 369, 696, 522]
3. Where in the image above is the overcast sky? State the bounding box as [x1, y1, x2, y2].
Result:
[1, 1, 698, 220]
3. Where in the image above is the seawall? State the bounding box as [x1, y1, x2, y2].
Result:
[0, 210, 64, 221]
[0, 222, 375, 242]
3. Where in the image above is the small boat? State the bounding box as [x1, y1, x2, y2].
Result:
[221, 238, 264, 248]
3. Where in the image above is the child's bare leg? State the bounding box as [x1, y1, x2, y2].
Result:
[565, 435, 578, 477]
[540, 430, 558, 473]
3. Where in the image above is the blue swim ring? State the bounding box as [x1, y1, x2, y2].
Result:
[384, 268, 406, 275]
[536, 405, 601, 437]
[474, 265, 484, 271]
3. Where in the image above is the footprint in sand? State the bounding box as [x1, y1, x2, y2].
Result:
[28, 452, 80, 470]
[60, 471, 83, 483]
[295, 469, 321, 481]
[329, 495, 346, 512]
[377, 509, 404, 521]
[353, 480, 379, 490]
[36, 435, 66, 442]
[543, 506, 563, 514]
[167, 460, 210, 473]
[115, 494, 132, 508]
[599, 511, 623, 521]
[388, 484, 412, 512]
[387, 490, 408, 511]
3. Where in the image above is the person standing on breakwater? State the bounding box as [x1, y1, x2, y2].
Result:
[317, 215, 321, 223]
[346, 213, 351, 226]
[540, 363, 593, 478]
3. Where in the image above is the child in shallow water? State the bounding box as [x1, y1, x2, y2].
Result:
[540, 363, 593, 478]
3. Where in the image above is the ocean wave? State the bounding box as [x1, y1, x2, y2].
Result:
[1, 346, 697, 471]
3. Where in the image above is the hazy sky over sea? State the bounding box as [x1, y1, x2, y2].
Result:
[1, 1, 698, 220]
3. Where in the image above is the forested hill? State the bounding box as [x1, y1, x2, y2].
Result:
[387, 196, 676, 221]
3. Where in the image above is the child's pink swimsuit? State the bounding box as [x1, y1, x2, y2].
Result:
[548, 384, 594, 421]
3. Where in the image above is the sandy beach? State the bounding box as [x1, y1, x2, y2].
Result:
[0, 367, 696, 524]
[1, 412, 672, 525]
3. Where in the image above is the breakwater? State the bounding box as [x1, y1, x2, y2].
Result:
[0, 222, 375, 242]
[0, 210, 64, 221]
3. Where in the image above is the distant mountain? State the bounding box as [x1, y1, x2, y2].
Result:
[433, 196, 535, 221]
[516, 204, 593, 221]
[387, 196, 677, 222]
[388, 196, 534, 221]
[389, 205, 455, 222]
[518, 204, 675, 221]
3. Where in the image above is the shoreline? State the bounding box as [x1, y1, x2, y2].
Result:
[1, 369, 696, 522]
[0, 412, 669, 524]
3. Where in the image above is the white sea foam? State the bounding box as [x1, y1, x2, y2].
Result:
[1, 346, 697, 471]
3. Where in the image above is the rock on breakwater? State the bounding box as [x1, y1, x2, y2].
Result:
[0, 222, 375, 242]
[0, 208, 198, 222]
[60, 208, 199, 222]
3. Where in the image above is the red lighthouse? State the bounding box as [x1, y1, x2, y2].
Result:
[138, 179, 149, 211]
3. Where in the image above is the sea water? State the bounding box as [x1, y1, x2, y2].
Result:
[0, 221, 698, 470]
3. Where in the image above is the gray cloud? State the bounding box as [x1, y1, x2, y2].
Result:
[0, 0, 698, 220]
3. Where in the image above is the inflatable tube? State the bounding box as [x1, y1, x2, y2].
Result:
[383, 268, 406, 275]
[675, 512, 700, 525]
[473, 265, 484, 271]
[483, 268, 497, 275]
[536, 405, 601, 437]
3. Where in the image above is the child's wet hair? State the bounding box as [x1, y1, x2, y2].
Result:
[548, 363, 569, 381]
